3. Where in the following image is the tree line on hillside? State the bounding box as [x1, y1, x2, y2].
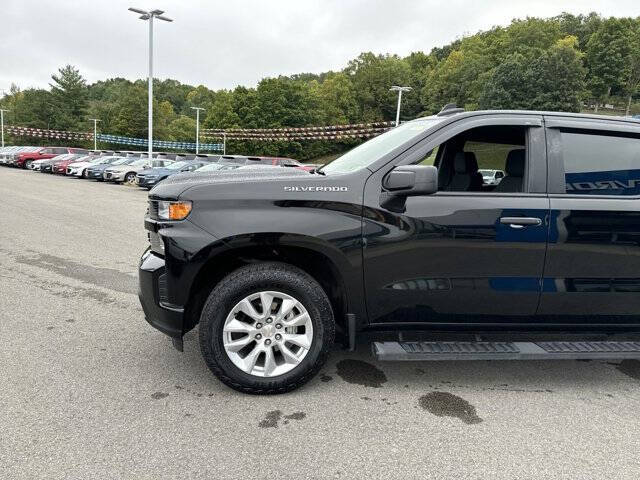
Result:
[2, 12, 640, 160]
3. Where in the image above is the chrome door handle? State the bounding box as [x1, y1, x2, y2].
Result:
[500, 217, 542, 228]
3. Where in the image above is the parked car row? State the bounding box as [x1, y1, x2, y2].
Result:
[0, 145, 320, 189]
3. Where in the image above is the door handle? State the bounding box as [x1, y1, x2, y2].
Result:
[500, 217, 542, 228]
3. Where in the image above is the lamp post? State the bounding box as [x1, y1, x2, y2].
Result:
[0, 109, 9, 147]
[389, 86, 412, 126]
[89, 118, 101, 151]
[128, 7, 173, 159]
[190, 107, 205, 154]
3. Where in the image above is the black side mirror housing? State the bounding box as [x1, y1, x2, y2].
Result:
[383, 165, 438, 196]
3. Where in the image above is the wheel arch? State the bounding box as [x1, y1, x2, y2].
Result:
[183, 237, 352, 340]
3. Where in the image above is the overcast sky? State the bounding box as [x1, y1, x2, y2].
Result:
[1, 0, 639, 94]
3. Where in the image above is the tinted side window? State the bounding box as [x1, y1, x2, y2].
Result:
[562, 131, 640, 196]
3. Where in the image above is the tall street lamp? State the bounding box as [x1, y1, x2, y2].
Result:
[0, 109, 9, 147]
[128, 7, 173, 159]
[89, 118, 101, 151]
[190, 107, 205, 154]
[389, 86, 412, 126]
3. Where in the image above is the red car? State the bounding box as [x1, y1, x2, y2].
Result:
[52, 154, 89, 174]
[16, 146, 88, 169]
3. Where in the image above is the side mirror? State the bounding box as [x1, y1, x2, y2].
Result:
[383, 165, 438, 196]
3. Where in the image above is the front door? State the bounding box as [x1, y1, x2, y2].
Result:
[362, 117, 549, 325]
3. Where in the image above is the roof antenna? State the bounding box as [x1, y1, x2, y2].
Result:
[437, 103, 465, 116]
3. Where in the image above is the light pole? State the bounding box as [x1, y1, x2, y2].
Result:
[190, 107, 205, 154]
[0, 109, 9, 147]
[89, 118, 101, 151]
[389, 86, 412, 126]
[128, 7, 173, 159]
[222, 132, 226, 155]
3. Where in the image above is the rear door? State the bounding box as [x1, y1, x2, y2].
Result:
[539, 116, 640, 324]
[362, 114, 550, 325]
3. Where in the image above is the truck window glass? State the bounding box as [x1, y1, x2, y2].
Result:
[562, 131, 640, 196]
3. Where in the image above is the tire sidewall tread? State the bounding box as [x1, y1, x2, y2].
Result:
[199, 262, 334, 394]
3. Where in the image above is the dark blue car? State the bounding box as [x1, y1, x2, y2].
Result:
[136, 159, 212, 188]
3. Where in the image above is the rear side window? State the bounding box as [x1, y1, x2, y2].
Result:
[562, 131, 640, 196]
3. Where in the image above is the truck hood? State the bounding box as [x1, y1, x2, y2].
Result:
[149, 168, 311, 199]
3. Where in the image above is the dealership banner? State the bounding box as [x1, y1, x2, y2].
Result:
[6, 122, 392, 146]
[5, 126, 223, 151]
[95, 133, 223, 151]
[202, 121, 395, 134]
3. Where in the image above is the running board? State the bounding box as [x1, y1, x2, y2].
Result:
[373, 341, 640, 361]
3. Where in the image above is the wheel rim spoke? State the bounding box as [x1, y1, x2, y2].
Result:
[222, 290, 314, 378]
[237, 298, 261, 321]
[259, 292, 275, 317]
[282, 312, 310, 328]
[263, 348, 277, 376]
[242, 346, 262, 374]
[279, 298, 297, 318]
[283, 333, 311, 350]
[224, 335, 253, 352]
[223, 319, 254, 334]
[280, 344, 299, 364]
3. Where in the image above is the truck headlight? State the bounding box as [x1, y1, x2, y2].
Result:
[157, 201, 192, 221]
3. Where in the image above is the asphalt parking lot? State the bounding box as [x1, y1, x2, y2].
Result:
[2, 167, 640, 479]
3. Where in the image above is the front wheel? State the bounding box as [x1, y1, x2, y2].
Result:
[199, 262, 334, 394]
[24, 160, 33, 169]
[124, 172, 136, 184]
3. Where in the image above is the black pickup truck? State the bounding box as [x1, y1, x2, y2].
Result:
[139, 106, 640, 394]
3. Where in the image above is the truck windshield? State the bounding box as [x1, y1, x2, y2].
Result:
[320, 118, 444, 175]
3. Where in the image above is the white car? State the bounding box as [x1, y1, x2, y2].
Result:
[66, 155, 105, 177]
[479, 169, 505, 186]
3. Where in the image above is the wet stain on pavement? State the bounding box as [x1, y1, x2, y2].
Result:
[336, 359, 387, 388]
[320, 374, 333, 382]
[15, 251, 137, 295]
[616, 360, 640, 381]
[418, 392, 483, 425]
[284, 412, 306, 420]
[151, 392, 169, 400]
[5, 266, 130, 309]
[259, 410, 282, 428]
[259, 410, 306, 428]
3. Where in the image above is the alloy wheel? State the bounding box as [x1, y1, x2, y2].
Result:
[222, 291, 313, 377]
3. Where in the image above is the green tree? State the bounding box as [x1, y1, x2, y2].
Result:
[526, 36, 586, 112]
[168, 115, 197, 142]
[49, 65, 88, 129]
[345, 52, 412, 121]
[585, 18, 631, 111]
[478, 53, 531, 109]
[623, 21, 640, 116]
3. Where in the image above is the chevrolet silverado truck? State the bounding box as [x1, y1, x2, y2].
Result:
[139, 106, 640, 394]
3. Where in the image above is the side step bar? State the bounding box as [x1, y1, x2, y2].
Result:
[373, 341, 640, 361]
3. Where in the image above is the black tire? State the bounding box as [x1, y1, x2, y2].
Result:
[124, 172, 136, 184]
[199, 262, 334, 394]
[24, 160, 33, 169]
[81, 169, 87, 178]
